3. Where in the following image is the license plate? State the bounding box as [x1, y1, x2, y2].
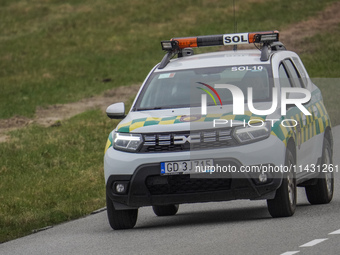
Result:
[161, 159, 214, 175]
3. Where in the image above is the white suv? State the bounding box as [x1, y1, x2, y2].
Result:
[104, 31, 333, 229]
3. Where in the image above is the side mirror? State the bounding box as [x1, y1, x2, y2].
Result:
[106, 102, 125, 119]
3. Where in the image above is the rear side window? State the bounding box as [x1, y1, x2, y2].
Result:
[279, 64, 292, 88]
[292, 57, 308, 87]
[282, 59, 304, 88]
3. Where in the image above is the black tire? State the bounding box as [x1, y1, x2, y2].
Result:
[267, 148, 297, 217]
[305, 138, 334, 204]
[106, 194, 138, 230]
[152, 204, 179, 216]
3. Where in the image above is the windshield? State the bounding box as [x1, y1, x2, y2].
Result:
[134, 65, 273, 111]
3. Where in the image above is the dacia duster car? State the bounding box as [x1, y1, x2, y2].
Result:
[104, 31, 334, 229]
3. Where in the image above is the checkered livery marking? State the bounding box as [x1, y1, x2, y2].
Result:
[117, 115, 184, 133]
[271, 100, 330, 147]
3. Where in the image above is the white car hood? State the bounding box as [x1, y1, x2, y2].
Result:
[116, 103, 282, 133]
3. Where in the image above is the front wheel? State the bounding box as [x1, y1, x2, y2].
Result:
[305, 138, 334, 204]
[267, 149, 297, 217]
[106, 194, 138, 230]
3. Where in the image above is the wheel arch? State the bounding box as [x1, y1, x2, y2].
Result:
[286, 138, 296, 163]
[324, 126, 333, 156]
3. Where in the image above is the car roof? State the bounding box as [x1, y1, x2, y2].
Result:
[154, 49, 271, 72]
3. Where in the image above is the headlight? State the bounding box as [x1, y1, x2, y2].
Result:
[233, 122, 271, 144]
[113, 132, 143, 152]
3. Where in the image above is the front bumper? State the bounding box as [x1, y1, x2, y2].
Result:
[106, 159, 283, 208]
[104, 135, 286, 208]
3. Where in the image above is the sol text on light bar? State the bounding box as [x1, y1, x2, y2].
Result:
[161, 30, 279, 51]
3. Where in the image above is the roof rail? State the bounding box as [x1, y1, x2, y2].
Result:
[260, 41, 287, 61]
[270, 42, 286, 51]
[159, 51, 176, 69]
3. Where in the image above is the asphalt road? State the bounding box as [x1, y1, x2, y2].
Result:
[1, 126, 340, 255]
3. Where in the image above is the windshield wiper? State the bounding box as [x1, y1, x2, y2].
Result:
[135, 107, 165, 111]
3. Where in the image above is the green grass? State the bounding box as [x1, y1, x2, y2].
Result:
[315, 79, 340, 127]
[1, 0, 340, 244]
[300, 24, 340, 126]
[0, 0, 338, 118]
[0, 110, 117, 242]
[300, 24, 340, 78]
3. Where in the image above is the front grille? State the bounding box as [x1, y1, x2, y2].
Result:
[140, 128, 236, 152]
[146, 174, 232, 195]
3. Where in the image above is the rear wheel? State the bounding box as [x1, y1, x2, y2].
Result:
[305, 138, 334, 204]
[106, 194, 138, 230]
[152, 204, 179, 216]
[267, 148, 296, 217]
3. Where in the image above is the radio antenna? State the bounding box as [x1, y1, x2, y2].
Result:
[233, 0, 237, 51]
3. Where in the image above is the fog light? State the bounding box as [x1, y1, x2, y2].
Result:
[116, 184, 125, 193]
[258, 173, 268, 183]
[113, 181, 129, 194]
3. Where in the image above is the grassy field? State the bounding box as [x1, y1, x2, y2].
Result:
[0, 0, 338, 118]
[300, 27, 340, 126]
[0, 110, 116, 242]
[0, 0, 340, 243]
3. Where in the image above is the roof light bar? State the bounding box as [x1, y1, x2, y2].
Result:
[161, 30, 279, 51]
[161, 40, 178, 51]
[252, 33, 279, 44]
